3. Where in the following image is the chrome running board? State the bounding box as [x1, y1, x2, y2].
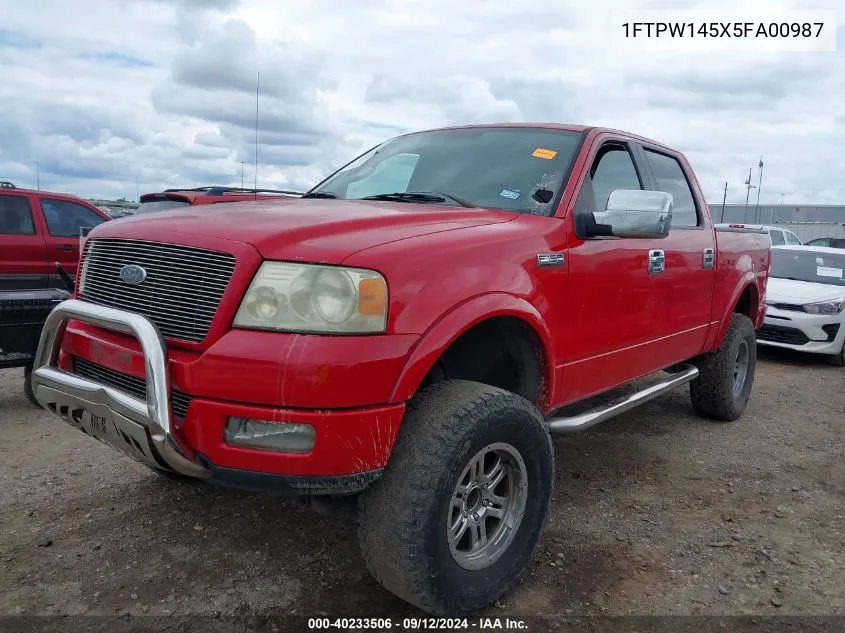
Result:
[545, 364, 699, 436]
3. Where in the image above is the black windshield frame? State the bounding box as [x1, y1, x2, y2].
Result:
[307, 127, 587, 217]
[770, 248, 845, 288]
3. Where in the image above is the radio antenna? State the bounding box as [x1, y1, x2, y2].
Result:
[254, 71, 260, 199]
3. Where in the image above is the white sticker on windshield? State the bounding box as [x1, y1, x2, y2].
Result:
[817, 266, 843, 278]
[499, 189, 521, 200]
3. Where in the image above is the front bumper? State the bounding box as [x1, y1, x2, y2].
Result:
[757, 305, 845, 355]
[30, 299, 406, 494]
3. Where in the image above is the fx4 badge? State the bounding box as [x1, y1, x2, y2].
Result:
[536, 253, 565, 267]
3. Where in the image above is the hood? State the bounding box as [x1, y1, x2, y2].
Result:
[766, 277, 845, 304]
[94, 198, 518, 263]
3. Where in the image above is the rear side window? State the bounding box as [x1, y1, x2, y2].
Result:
[768, 229, 785, 246]
[0, 195, 35, 235]
[40, 199, 107, 237]
[643, 150, 699, 228]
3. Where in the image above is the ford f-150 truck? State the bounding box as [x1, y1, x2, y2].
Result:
[29, 124, 771, 615]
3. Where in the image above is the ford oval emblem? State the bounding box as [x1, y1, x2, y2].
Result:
[119, 264, 147, 285]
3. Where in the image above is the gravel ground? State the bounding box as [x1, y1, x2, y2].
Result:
[1, 347, 843, 629]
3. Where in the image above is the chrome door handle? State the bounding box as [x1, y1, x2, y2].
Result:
[648, 249, 665, 274]
[703, 248, 715, 269]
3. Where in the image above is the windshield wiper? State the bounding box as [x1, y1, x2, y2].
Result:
[359, 191, 477, 208]
[301, 191, 338, 199]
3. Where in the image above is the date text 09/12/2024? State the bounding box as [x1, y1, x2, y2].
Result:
[307, 617, 528, 630]
[622, 22, 825, 38]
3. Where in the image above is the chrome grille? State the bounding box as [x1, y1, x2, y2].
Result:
[79, 238, 236, 343]
[73, 358, 192, 419]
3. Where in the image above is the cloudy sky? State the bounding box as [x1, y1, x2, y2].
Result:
[0, 0, 842, 205]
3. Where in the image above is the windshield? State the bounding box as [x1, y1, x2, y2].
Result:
[309, 127, 584, 215]
[770, 248, 845, 287]
[136, 199, 192, 215]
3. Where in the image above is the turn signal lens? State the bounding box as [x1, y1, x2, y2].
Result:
[358, 277, 387, 316]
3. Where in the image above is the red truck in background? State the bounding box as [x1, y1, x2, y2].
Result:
[29, 124, 771, 615]
[1, 183, 111, 402]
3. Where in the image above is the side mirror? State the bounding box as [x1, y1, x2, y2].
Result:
[591, 190, 673, 239]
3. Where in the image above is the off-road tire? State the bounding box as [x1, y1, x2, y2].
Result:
[357, 380, 554, 616]
[23, 365, 39, 407]
[690, 313, 756, 421]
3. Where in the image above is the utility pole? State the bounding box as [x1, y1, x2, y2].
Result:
[240, 161, 245, 189]
[720, 181, 728, 223]
[780, 193, 785, 205]
[743, 167, 756, 222]
[754, 156, 764, 222]
[35, 161, 40, 190]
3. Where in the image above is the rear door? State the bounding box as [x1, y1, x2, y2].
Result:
[33, 197, 109, 281]
[0, 192, 49, 290]
[636, 144, 716, 357]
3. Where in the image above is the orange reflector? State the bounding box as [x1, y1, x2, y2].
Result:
[358, 277, 387, 316]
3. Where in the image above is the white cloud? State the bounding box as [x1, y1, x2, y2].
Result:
[1, 0, 843, 205]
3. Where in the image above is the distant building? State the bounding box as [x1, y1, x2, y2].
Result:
[706, 203, 845, 225]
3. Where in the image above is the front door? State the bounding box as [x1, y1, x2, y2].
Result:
[559, 137, 676, 403]
[0, 193, 49, 290]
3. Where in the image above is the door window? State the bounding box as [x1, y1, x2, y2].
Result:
[768, 229, 785, 246]
[0, 195, 35, 235]
[808, 238, 830, 247]
[588, 146, 643, 211]
[643, 149, 699, 227]
[784, 231, 801, 245]
[40, 199, 107, 237]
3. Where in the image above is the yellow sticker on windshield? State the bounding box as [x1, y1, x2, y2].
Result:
[532, 148, 557, 160]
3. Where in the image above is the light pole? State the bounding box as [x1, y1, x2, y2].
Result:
[754, 156, 764, 222]
[241, 161, 245, 189]
[744, 167, 756, 222]
[35, 161, 40, 190]
[720, 181, 728, 223]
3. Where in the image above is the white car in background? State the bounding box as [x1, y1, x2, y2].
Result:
[758, 245, 845, 366]
[715, 223, 802, 246]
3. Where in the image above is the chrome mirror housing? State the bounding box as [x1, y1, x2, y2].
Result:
[592, 190, 673, 239]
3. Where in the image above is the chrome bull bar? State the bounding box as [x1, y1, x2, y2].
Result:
[30, 298, 210, 479]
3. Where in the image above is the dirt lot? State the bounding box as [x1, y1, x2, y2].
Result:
[1, 348, 843, 629]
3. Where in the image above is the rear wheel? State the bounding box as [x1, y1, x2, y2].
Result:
[357, 380, 554, 615]
[690, 313, 757, 421]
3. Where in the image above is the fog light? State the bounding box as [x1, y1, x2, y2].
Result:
[224, 417, 315, 453]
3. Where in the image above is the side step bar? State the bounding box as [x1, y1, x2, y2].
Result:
[545, 364, 699, 436]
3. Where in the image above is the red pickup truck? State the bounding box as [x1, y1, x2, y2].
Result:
[30, 124, 771, 615]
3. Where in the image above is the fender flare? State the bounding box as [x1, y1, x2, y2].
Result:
[711, 274, 760, 348]
[389, 293, 555, 407]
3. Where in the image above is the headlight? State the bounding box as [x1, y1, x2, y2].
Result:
[233, 262, 388, 334]
[803, 299, 845, 315]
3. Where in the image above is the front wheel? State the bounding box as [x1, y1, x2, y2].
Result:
[23, 365, 39, 407]
[357, 380, 554, 615]
[826, 341, 845, 367]
[689, 313, 757, 421]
